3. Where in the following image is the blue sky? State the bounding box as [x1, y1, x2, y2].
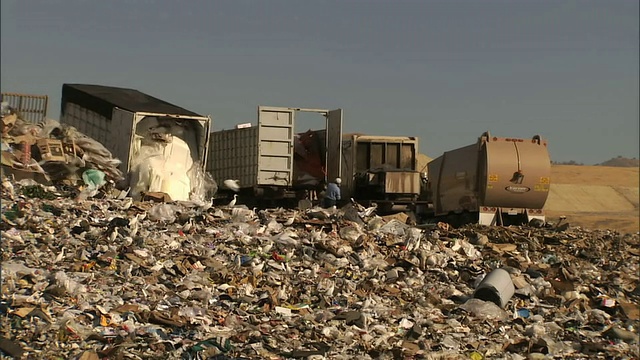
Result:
[2, 0, 638, 164]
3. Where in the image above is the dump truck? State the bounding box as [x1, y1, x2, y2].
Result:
[207, 106, 343, 207]
[59, 84, 212, 202]
[341, 134, 426, 213]
[425, 131, 551, 226]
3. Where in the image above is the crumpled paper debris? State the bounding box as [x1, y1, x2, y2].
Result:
[1, 177, 638, 359]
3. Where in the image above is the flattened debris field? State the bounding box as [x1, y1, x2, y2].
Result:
[1, 177, 639, 359]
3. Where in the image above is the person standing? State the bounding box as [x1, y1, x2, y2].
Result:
[323, 177, 342, 208]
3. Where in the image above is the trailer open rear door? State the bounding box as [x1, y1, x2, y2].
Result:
[325, 109, 343, 183]
[258, 106, 296, 186]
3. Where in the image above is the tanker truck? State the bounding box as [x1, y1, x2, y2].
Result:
[425, 131, 551, 226]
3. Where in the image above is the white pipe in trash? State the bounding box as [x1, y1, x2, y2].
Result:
[473, 268, 515, 308]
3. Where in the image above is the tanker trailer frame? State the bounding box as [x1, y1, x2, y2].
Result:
[426, 132, 551, 227]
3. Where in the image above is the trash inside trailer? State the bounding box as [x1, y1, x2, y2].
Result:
[60, 84, 212, 202]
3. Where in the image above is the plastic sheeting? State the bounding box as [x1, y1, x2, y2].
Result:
[129, 116, 214, 203]
[130, 136, 193, 201]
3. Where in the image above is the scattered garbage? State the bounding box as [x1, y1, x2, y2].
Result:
[2, 106, 124, 190]
[1, 175, 639, 359]
[2, 95, 216, 205]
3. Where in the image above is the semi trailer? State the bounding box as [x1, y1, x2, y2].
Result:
[59, 84, 212, 202]
[207, 106, 343, 207]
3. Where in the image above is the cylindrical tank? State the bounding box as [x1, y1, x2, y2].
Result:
[478, 134, 551, 209]
[426, 133, 552, 217]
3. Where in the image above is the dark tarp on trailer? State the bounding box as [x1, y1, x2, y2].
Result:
[61, 84, 203, 120]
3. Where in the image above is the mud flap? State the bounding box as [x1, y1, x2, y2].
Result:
[478, 210, 498, 226]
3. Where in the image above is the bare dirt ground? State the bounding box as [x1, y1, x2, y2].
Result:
[546, 165, 639, 234]
[550, 165, 640, 187]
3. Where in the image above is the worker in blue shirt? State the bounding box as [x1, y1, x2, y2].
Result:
[323, 177, 342, 208]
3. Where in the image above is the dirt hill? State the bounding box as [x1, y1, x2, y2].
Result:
[597, 156, 640, 167]
[545, 165, 639, 234]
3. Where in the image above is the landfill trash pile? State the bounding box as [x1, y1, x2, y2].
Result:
[1, 102, 124, 192]
[1, 178, 639, 359]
